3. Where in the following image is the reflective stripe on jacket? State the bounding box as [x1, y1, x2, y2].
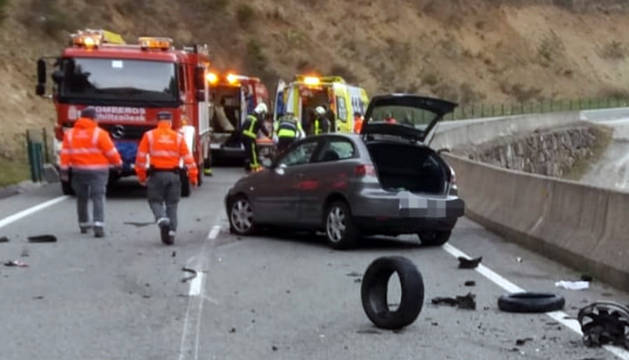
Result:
[242, 115, 258, 139]
[59, 118, 122, 171]
[135, 121, 198, 182]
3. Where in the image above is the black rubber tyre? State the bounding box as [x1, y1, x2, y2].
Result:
[228, 196, 256, 235]
[498, 292, 565, 313]
[324, 201, 358, 249]
[418, 230, 451, 246]
[180, 170, 191, 198]
[361, 256, 424, 330]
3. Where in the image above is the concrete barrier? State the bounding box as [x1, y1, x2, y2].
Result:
[439, 112, 629, 290]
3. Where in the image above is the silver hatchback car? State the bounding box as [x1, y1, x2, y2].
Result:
[225, 94, 465, 249]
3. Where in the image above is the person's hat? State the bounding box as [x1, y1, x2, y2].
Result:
[157, 112, 173, 121]
[81, 107, 96, 119]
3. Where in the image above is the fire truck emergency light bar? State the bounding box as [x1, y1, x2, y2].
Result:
[138, 37, 173, 50]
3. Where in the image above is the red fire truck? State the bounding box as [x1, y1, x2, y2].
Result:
[35, 29, 212, 196]
[205, 71, 272, 165]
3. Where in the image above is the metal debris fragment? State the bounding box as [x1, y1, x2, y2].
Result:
[458, 256, 482, 269]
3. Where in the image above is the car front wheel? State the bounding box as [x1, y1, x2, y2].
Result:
[229, 196, 256, 235]
[417, 230, 451, 246]
[325, 201, 358, 249]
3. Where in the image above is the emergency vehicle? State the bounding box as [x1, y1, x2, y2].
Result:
[35, 29, 212, 196]
[205, 72, 271, 164]
[273, 75, 369, 134]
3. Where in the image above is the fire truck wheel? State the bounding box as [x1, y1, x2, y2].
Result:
[61, 179, 75, 196]
[180, 171, 191, 198]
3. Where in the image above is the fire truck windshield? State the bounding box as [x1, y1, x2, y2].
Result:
[59, 58, 178, 105]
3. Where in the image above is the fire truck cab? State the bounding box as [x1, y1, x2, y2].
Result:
[35, 29, 212, 196]
[206, 72, 270, 164]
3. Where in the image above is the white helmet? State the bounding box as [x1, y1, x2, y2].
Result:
[315, 106, 326, 115]
[254, 102, 268, 115]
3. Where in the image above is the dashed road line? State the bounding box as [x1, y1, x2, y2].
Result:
[442, 243, 629, 360]
[0, 195, 68, 229]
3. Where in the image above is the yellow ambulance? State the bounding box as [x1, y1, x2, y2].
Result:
[273, 75, 369, 134]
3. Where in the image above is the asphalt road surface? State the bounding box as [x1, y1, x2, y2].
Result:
[1, 167, 628, 360]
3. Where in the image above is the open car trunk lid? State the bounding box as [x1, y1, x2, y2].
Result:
[361, 94, 457, 144]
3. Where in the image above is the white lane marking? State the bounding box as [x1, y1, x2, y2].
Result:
[442, 243, 629, 360]
[0, 196, 68, 229]
[178, 223, 223, 360]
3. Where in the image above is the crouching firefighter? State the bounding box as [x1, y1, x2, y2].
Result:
[135, 112, 198, 245]
[274, 113, 304, 154]
[240, 103, 270, 172]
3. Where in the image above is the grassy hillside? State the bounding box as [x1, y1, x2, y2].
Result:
[1, 0, 629, 183]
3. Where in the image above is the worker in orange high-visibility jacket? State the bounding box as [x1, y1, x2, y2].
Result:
[135, 112, 198, 245]
[59, 107, 122, 238]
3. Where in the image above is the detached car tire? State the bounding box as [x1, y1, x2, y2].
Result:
[324, 201, 358, 249]
[228, 196, 256, 235]
[498, 292, 565, 313]
[361, 256, 424, 330]
[418, 230, 451, 246]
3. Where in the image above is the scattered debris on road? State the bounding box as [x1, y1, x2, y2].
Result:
[4, 260, 28, 267]
[464, 280, 476, 287]
[181, 267, 197, 283]
[271, 345, 278, 351]
[356, 329, 381, 335]
[354, 278, 362, 283]
[123, 221, 155, 227]
[171, 251, 176, 258]
[555, 280, 589, 291]
[229, 327, 236, 333]
[458, 256, 482, 269]
[578, 301, 629, 349]
[515, 337, 533, 346]
[33, 296, 44, 300]
[346, 271, 361, 277]
[431, 322, 439, 326]
[431, 293, 476, 310]
[0, 236, 9, 243]
[516, 257, 523, 263]
[27, 234, 57, 243]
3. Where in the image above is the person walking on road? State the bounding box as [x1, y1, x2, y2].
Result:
[135, 112, 198, 245]
[240, 102, 270, 172]
[274, 112, 304, 154]
[59, 107, 122, 237]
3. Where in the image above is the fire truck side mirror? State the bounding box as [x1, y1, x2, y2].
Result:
[36, 59, 46, 96]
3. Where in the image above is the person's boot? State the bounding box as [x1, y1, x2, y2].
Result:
[80, 225, 91, 234]
[94, 226, 105, 238]
[168, 230, 176, 245]
[157, 218, 172, 245]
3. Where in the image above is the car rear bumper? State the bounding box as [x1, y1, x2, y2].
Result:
[351, 191, 465, 233]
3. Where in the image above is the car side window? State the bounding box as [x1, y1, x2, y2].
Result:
[279, 141, 319, 167]
[317, 139, 356, 162]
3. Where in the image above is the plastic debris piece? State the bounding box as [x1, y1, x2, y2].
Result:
[0, 236, 9, 243]
[578, 301, 629, 349]
[432, 293, 476, 310]
[27, 234, 57, 243]
[555, 281, 589, 291]
[458, 256, 482, 269]
[4, 260, 28, 267]
[464, 280, 476, 287]
[516, 337, 533, 346]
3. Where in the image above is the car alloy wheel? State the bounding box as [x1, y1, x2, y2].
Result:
[325, 201, 358, 249]
[230, 197, 254, 235]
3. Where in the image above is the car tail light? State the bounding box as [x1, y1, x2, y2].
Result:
[355, 164, 376, 177]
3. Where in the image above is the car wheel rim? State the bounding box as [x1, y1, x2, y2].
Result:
[327, 206, 346, 243]
[231, 199, 253, 233]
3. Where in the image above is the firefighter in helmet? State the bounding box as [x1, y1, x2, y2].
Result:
[273, 112, 304, 154]
[310, 105, 331, 135]
[240, 102, 270, 172]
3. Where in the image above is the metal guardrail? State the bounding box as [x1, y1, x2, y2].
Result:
[25, 128, 50, 182]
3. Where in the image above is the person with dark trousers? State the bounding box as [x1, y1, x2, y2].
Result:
[240, 103, 270, 172]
